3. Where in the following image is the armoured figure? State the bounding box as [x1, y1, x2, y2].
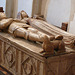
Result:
[0, 12, 66, 56]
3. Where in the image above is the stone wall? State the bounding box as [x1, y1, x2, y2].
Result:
[18, 0, 33, 17]
[42, 0, 71, 27]
[0, 0, 6, 12]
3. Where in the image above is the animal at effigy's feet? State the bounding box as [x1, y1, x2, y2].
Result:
[40, 35, 65, 56]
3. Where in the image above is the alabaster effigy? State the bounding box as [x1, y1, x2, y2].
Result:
[0, 12, 66, 56]
[0, 12, 75, 75]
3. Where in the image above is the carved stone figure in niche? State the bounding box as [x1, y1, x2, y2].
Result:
[0, 12, 66, 56]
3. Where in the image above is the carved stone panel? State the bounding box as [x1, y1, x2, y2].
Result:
[46, 60, 59, 75]
[21, 53, 36, 75]
[0, 41, 45, 75]
[46, 54, 75, 75]
[4, 43, 16, 74]
[21, 52, 44, 75]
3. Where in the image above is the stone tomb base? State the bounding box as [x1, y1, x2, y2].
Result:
[0, 32, 75, 75]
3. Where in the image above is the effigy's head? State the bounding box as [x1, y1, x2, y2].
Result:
[17, 10, 29, 20]
[21, 10, 29, 19]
